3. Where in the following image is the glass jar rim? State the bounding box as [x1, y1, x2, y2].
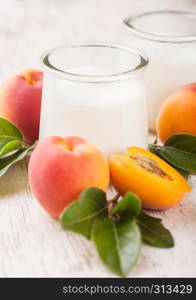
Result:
[123, 10, 196, 43]
[40, 42, 148, 83]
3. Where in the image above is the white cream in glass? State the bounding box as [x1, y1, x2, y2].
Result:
[123, 11, 196, 129]
[40, 43, 148, 156]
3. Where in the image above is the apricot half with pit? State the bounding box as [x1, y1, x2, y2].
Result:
[109, 147, 191, 210]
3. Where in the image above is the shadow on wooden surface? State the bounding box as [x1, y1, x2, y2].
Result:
[0, 159, 28, 197]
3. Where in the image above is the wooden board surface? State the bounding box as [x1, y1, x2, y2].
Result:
[0, 153, 196, 277]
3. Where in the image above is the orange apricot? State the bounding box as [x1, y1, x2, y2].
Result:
[109, 147, 191, 210]
[156, 83, 196, 142]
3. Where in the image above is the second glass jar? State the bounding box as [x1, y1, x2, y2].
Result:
[124, 10, 196, 129]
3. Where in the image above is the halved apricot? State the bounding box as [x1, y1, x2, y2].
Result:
[109, 147, 191, 210]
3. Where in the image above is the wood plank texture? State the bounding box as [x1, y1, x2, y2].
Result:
[0, 155, 196, 277]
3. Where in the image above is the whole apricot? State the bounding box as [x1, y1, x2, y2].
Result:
[29, 136, 109, 218]
[156, 83, 196, 142]
[109, 147, 191, 210]
[0, 69, 43, 144]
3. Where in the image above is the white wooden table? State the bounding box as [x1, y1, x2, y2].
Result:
[0, 147, 196, 278]
[0, 0, 196, 278]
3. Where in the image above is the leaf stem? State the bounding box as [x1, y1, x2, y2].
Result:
[22, 140, 38, 149]
[148, 144, 161, 150]
[108, 193, 120, 218]
[108, 193, 120, 204]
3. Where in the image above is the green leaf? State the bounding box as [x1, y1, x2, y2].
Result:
[0, 138, 22, 157]
[174, 167, 189, 179]
[153, 138, 158, 145]
[0, 117, 23, 140]
[136, 211, 174, 248]
[92, 217, 141, 277]
[148, 144, 190, 179]
[162, 133, 196, 176]
[148, 144, 161, 157]
[112, 192, 141, 218]
[165, 134, 196, 153]
[0, 143, 36, 177]
[60, 188, 108, 239]
[159, 146, 196, 173]
[0, 118, 23, 157]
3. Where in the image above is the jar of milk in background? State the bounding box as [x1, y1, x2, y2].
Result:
[123, 10, 196, 130]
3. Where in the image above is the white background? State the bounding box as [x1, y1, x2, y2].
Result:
[0, 0, 196, 81]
